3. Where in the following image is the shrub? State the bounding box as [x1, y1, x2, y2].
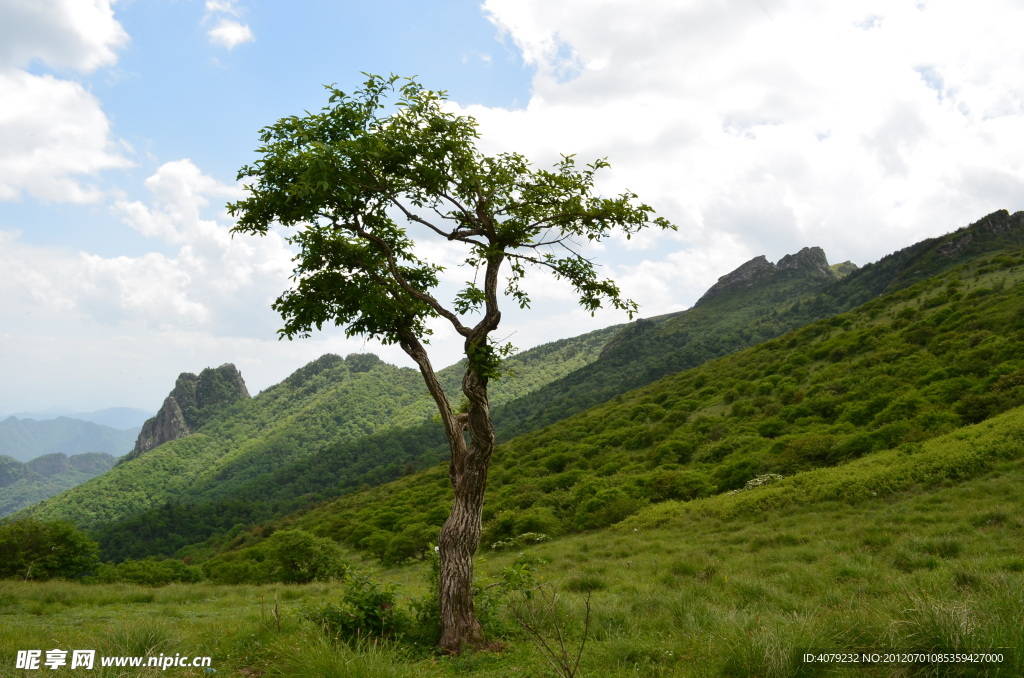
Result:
[0, 518, 99, 580]
[93, 558, 203, 586]
[303, 571, 408, 643]
[573, 489, 645, 530]
[262, 529, 348, 583]
[648, 439, 696, 465]
[647, 469, 714, 502]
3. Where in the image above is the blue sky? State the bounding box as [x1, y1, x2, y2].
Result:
[2, 0, 1023, 416]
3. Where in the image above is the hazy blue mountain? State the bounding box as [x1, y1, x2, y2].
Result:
[0, 417, 139, 463]
[3, 408, 152, 430]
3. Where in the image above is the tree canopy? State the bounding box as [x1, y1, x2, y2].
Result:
[229, 74, 672, 365]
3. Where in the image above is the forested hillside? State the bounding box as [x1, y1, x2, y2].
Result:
[198, 241, 1024, 571]
[20, 211, 1024, 570]
[76, 249, 844, 562]
[18, 324, 621, 552]
[0, 452, 116, 517]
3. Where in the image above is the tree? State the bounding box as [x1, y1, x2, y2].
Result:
[0, 518, 99, 580]
[261, 528, 348, 583]
[228, 73, 674, 652]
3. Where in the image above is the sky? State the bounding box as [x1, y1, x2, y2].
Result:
[1, 0, 1023, 416]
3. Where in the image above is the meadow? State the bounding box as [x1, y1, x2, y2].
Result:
[4, 417, 1022, 677]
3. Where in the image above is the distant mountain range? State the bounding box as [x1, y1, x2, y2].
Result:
[0, 417, 140, 463]
[1, 407, 152, 430]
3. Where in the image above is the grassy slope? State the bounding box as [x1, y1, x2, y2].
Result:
[2, 407, 1021, 677]
[218, 244, 1024, 566]
[22, 212, 1024, 562]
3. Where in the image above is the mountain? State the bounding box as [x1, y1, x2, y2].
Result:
[0, 452, 117, 517]
[104, 212, 1024, 563]
[213, 228, 1023, 568]
[19, 325, 621, 544]
[2, 408, 152, 429]
[692, 246, 841, 306]
[491, 210, 1024, 440]
[0, 417, 138, 463]
[73, 408, 152, 430]
[128, 363, 251, 458]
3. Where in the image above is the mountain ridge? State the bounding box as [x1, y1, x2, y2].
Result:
[694, 246, 844, 307]
[0, 452, 117, 517]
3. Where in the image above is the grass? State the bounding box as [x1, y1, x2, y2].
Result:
[3, 424, 1023, 676]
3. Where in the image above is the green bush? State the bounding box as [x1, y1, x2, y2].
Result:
[262, 529, 348, 583]
[303, 571, 408, 643]
[202, 528, 347, 584]
[93, 557, 203, 586]
[0, 518, 99, 580]
[573, 488, 646, 530]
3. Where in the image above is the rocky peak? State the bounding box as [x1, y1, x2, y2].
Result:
[776, 246, 833, 276]
[129, 363, 250, 458]
[695, 246, 846, 308]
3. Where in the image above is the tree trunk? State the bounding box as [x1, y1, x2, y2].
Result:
[437, 364, 495, 653]
[437, 474, 486, 652]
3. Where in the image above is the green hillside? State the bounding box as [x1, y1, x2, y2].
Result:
[19, 325, 621, 542]
[75, 247, 845, 562]
[0, 452, 116, 517]
[22, 211, 1024, 569]
[5, 407, 1020, 677]
[206, 242, 1024, 569]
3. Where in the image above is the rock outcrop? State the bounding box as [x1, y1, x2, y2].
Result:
[130, 364, 250, 457]
[694, 246, 848, 307]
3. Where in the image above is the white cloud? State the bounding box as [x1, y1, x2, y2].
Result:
[204, 1, 254, 49]
[0, 0, 130, 203]
[0, 0, 127, 72]
[207, 18, 255, 49]
[0, 70, 131, 202]
[0, 158, 414, 411]
[471, 0, 1024, 310]
[1, 160, 292, 336]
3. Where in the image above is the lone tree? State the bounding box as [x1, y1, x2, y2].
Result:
[229, 74, 674, 652]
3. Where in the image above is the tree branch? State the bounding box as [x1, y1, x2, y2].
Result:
[319, 211, 472, 337]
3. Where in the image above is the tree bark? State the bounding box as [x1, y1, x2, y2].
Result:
[437, 474, 486, 651]
[437, 365, 495, 653]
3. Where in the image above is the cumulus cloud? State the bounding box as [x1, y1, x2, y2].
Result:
[0, 0, 129, 203]
[106, 160, 295, 333]
[0, 71, 131, 202]
[208, 18, 255, 49]
[472, 0, 1024, 311]
[0, 0, 127, 72]
[1, 161, 290, 335]
[0, 159, 410, 410]
[204, 0, 254, 49]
